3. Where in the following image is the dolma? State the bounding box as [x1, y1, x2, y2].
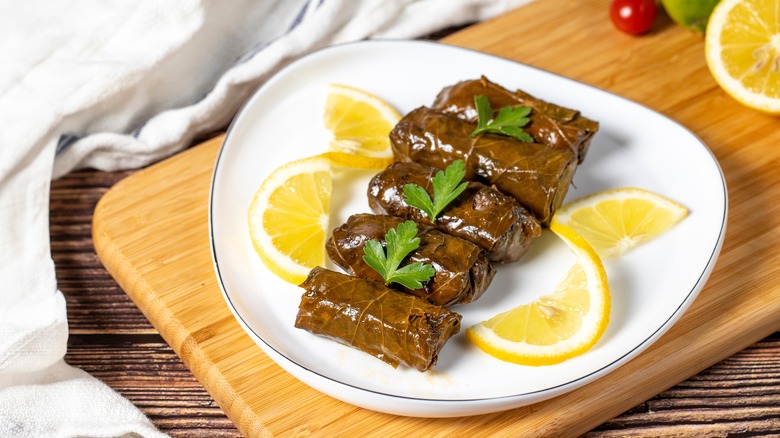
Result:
[327, 214, 494, 306]
[295, 267, 461, 372]
[432, 76, 599, 163]
[367, 162, 541, 263]
[390, 106, 578, 225]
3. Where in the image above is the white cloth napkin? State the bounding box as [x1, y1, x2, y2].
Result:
[0, 0, 531, 436]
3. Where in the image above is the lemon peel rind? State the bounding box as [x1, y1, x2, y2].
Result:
[465, 324, 601, 366]
[552, 222, 611, 348]
[248, 156, 333, 285]
[466, 223, 610, 366]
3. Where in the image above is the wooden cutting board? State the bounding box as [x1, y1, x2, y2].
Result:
[93, 0, 780, 436]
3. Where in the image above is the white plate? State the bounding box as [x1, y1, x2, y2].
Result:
[209, 40, 727, 417]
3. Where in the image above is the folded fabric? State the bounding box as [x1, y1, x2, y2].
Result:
[0, 0, 531, 436]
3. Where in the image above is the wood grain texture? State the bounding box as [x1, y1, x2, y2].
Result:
[65, 335, 241, 438]
[51, 168, 238, 436]
[86, 0, 780, 436]
[53, 165, 780, 436]
[51, 170, 158, 334]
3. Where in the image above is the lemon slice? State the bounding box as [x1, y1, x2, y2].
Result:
[705, 0, 780, 114]
[324, 84, 401, 157]
[320, 151, 393, 170]
[248, 152, 391, 285]
[467, 222, 610, 366]
[552, 188, 687, 258]
[248, 155, 332, 285]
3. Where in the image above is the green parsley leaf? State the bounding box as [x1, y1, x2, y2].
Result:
[391, 262, 437, 290]
[470, 94, 534, 142]
[402, 160, 469, 222]
[361, 220, 435, 289]
[362, 240, 389, 279]
[402, 184, 436, 220]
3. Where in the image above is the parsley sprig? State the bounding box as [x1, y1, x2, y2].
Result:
[402, 160, 468, 223]
[470, 94, 534, 142]
[362, 220, 435, 290]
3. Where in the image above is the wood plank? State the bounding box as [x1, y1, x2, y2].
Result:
[51, 170, 157, 334]
[52, 168, 240, 435]
[587, 332, 780, 436]
[89, 0, 780, 435]
[65, 334, 241, 438]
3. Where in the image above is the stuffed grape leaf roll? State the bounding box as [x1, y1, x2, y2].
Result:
[432, 76, 598, 163]
[367, 162, 540, 263]
[327, 214, 494, 306]
[390, 106, 577, 225]
[295, 267, 461, 372]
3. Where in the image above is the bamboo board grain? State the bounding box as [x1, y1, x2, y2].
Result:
[93, 0, 780, 436]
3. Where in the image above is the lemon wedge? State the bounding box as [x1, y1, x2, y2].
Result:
[323, 84, 401, 157]
[467, 222, 610, 366]
[705, 0, 780, 114]
[552, 188, 688, 258]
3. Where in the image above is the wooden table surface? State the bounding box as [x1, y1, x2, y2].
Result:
[54, 168, 780, 436]
[53, 11, 780, 438]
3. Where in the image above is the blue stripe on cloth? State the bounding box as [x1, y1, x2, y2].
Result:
[288, 0, 312, 32]
[231, 0, 318, 68]
[56, 134, 81, 155]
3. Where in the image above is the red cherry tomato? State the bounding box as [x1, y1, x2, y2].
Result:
[610, 0, 657, 35]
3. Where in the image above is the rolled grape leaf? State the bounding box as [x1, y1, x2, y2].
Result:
[295, 267, 461, 372]
[368, 161, 541, 263]
[327, 214, 494, 305]
[390, 106, 577, 225]
[432, 76, 599, 163]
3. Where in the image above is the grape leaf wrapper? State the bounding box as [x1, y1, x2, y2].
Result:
[433, 76, 599, 163]
[368, 161, 542, 263]
[390, 106, 577, 225]
[330, 214, 495, 305]
[295, 267, 461, 372]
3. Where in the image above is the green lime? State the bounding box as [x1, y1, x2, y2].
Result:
[661, 0, 720, 31]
